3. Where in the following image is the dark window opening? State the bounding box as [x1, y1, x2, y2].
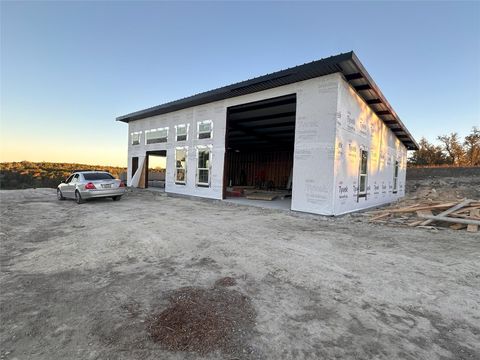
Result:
[132, 157, 139, 179]
[197, 148, 210, 186]
[147, 137, 167, 144]
[198, 132, 211, 139]
[358, 150, 368, 199]
[393, 160, 399, 194]
[175, 148, 187, 184]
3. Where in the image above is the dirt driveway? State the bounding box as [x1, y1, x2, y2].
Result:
[1, 189, 479, 360]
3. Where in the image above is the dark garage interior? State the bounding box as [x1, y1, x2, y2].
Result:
[224, 94, 296, 200]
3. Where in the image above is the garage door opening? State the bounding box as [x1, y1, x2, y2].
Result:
[145, 150, 167, 190]
[223, 94, 296, 210]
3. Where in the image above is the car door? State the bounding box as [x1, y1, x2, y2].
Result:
[69, 174, 80, 197]
[61, 175, 74, 198]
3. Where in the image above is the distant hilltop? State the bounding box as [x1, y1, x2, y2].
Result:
[0, 161, 126, 190]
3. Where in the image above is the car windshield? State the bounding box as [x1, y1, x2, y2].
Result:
[83, 173, 115, 180]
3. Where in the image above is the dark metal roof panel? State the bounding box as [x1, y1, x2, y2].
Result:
[116, 52, 351, 122]
[116, 51, 418, 150]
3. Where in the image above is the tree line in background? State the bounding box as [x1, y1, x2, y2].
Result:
[408, 127, 480, 167]
[0, 161, 126, 190]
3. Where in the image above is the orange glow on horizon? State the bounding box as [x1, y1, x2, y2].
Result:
[0, 138, 128, 167]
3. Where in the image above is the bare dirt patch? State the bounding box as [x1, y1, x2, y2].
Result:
[147, 285, 255, 357]
[1, 186, 479, 359]
[406, 177, 480, 202]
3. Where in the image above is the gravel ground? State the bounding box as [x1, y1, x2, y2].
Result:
[0, 188, 479, 360]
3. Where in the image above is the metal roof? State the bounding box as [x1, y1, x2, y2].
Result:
[117, 51, 418, 150]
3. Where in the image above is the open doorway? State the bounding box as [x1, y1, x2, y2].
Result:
[132, 157, 139, 179]
[223, 94, 296, 210]
[145, 150, 167, 190]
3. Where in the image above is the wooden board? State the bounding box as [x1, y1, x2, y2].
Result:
[408, 220, 424, 227]
[369, 212, 391, 221]
[452, 205, 480, 215]
[467, 209, 480, 233]
[416, 210, 433, 217]
[417, 214, 480, 226]
[231, 186, 255, 192]
[467, 224, 478, 233]
[450, 223, 467, 230]
[245, 192, 278, 201]
[370, 202, 458, 214]
[419, 199, 472, 226]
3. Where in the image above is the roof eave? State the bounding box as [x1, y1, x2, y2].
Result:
[341, 52, 419, 150]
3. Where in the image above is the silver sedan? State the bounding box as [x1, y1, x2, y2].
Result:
[57, 171, 126, 204]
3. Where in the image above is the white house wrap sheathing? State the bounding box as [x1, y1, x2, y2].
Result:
[126, 73, 408, 216]
[333, 78, 407, 215]
[128, 74, 340, 202]
[290, 75, 338, 215]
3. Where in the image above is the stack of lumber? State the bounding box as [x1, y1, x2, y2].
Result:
[245, 191, 278, 201]
[368, 198, 480, 232]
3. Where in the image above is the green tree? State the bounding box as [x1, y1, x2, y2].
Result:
[408, 137, 449, 166]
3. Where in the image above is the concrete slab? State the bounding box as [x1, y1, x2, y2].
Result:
[224, 197, 291, 211]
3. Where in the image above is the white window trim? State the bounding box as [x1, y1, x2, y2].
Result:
[196, 145, 212, 187]
[145, 127, 169, 145]
[175, 124, 189, 142]
[175, 146, 188, 185]
[197, 120, 213, 140]
[131, 131, 142, 146]
[358, 149, 368, 197]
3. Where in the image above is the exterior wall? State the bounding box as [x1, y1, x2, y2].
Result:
[126, 73, 409, 215]
[332, 78, 408, 215]
[127, 103, 227, 199]
[290, 75, 338, 215]
[127, 74, 340, 210]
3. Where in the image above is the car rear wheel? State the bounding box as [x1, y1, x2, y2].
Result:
[112, 196, 122, 201]
[75, 190, 84, 204]
[57, 189, 65, 200]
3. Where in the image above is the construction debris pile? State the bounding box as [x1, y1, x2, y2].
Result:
[147, 283, 256, 356]
[368, 199, 480, 232]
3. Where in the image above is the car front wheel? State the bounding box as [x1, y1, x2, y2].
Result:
[57, 189, 65, 200]
[75, 190, 84, 204]
[112, 196, 122, 201]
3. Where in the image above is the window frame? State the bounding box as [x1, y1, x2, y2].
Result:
[175, 124, 189, 142]
[197, 120, 213, 140]
[358, 149, 368, 198]
[393, 160, 399, 194]
[131, 131, 142, 146]
[196, 146, 211, 187]
[145, 127, 168, 144]
[174, 147, 188, 185]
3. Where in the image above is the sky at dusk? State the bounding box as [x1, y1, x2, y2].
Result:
[1, 1, 479, 167]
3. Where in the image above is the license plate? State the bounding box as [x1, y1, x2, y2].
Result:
[102, 184, 112, 189]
